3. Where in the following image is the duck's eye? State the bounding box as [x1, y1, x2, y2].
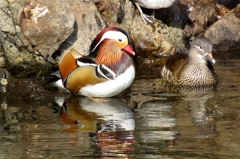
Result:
[118, 39, 122, 42]
[199, 46, 203, 50]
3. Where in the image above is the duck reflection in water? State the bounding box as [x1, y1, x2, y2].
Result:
[54, 94, 135, 158]
[163, 83, 217, 138]
[180, 87, 215, 124]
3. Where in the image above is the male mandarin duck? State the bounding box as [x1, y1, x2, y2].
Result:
[132, 0, 175, 23]
[161, 37, 218, 86]
[53, 27, 135, 97]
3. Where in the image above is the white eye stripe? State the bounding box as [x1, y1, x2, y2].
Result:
[76, 61, 97, 67]
[91, 31, 128, 52]
[101, 31, 127, 42]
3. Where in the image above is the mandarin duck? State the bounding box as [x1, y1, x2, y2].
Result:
[53, 27, 135, 97]
[161, 37, 218, 86]
[132, 0, 175, 23]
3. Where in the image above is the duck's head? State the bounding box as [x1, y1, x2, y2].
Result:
[89, 27, 135, 65]
[190, 37, 215, 64]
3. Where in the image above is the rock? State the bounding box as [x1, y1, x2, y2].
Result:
[216, 3, 230, 17]
[0, 57, 5, 68]
[95, 0, 186, 57]
[123, 12, 186, 57]
[204, 4, 240, 51]
[2, 35, 54, 77]
[0, 0, 75, 77]
[184, 0, 218, 36]
[214, 0, 240, 9]
[93, 0, 124, 25]
[5, 78, 54, 102]
[0, 44, 5, 68]
[56, 0, 106, 61]
[154, 1, 183, 29]
[0, 0, 106, 77]
[115, 0, 136, 26]
[19, 0, 75, 59]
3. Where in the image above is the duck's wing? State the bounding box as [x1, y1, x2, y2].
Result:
[59, 48, 117, 94]
[165, 53, 188, 78]
[64, 58, 117, 94]
[65, 65, 107, 94]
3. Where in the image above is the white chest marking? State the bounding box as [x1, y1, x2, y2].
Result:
[79, 65, 135, 97]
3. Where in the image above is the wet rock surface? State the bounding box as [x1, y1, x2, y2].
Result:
[0, 77, 54, 103]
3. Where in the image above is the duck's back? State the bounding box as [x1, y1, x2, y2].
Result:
[178, 60, 218, 86]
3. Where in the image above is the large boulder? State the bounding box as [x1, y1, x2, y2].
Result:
[0, 0, 75, 77]
[56, 0, 106, 61]
[204, 4, 240, 51]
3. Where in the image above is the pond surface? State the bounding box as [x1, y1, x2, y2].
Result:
[1, 51, 240, 159]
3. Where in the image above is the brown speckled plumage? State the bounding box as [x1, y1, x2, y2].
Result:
[161, 37, 218, 86]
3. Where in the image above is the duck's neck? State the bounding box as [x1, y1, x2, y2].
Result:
[93, 41, 133, 75]
[94, 40, 122, 66]
[188, 51, 207, 65]
[109, 53, 133, 75]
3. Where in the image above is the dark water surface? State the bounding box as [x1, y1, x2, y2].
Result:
[1, 51, 240, 159]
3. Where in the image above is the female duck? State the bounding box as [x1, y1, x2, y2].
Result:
[161, 37, 218, 86]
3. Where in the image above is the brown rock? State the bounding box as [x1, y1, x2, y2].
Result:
[184, 0, 218, 35]
[20, 0, 75, 59]
[93, 0, 124, 25]
[56, 0, 106, 61]
[94, 0, 184, 61]
[6, 78, 54, 102]
[0, 0, 106, 77]
[214, 0, 240, 9]
[123, 15, 186, 58]
[216, 3, 230, 17]
[0, 0, 75, 77]
[204, 4, 240, 51]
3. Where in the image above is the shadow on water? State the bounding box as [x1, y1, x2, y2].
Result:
[1, 51, 240, 158]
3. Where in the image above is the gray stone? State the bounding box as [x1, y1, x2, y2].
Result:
[0, 9, 16, 34]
